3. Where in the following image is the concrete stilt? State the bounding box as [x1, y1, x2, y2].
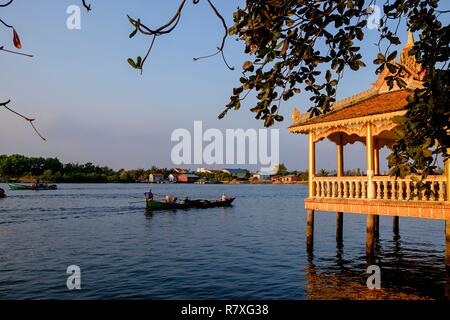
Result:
[336, 212, 343, 243]
[366, 214, 376, 255]
[306, 210, 314, 253]
[393, 216, 400, 235]
[374, 215, 380, 238]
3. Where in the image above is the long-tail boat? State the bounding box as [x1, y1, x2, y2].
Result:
[7, 182, 58, 191]
[146, 196, 235, 211]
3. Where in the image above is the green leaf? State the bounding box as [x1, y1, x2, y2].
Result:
[127, 58, 137, 68]
[387, 51, 397, 62]
[129, 28, 138, 39]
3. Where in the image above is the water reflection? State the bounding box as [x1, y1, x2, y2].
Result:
[306, 232, 449, 300]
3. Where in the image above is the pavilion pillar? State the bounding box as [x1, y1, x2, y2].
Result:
[336, 133, 344, 243]
[366, 123, 375, 199]
[307, 132, 316, 252]
[366, 123, 376, 255]
[445, 149, 450, 269]
[373, 139, 380, 237]
[446, 149, 450, 202]
[308, 132, 316, 198]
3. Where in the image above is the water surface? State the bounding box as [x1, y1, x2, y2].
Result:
[0, 183, 448, 299]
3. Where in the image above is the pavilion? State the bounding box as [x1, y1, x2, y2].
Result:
[289, 33, 450, 265]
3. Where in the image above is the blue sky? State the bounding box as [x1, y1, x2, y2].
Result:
[0, 0, 440, 172]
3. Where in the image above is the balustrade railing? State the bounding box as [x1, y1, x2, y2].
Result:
[313, 177, 368, 200]
[312, 175, 447, 202]
[372, 175, 446, 202]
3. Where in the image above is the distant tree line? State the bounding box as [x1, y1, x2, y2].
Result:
[0, 154, 158, 183]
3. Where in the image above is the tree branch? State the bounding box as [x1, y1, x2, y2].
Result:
[1, 100, 46, 141]
[81, 0, 91, 12]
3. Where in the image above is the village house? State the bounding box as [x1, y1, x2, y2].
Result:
[149, 173, 165, 183]
[271, 176, 282, 183]
[196, 168, 213, 174]
[280, 175, 299, 184]
[252, 172, 272, 181]
[177, 173, 200, 183]
[168, 173, 180, 183]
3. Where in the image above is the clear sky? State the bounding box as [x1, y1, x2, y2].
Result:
[0, 0, 440, 172]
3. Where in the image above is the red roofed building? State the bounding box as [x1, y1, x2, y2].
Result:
[289, 33, 450, 261]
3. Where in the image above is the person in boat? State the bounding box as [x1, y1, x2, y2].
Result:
[221, 193, 228, 201]
[144, 189, 154, 201]
[164, 195, 177, 204]
[32, 179, 40, 190]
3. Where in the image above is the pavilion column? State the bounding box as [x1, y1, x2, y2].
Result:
[445, 150, 450, 269]
[366, 123, 376, 255]
[373, 139, 380, 237]
[307, 132, 316, 252]
[308, 132, 316, 198]
[336, 133, 344, 244]
[374, 139, 380, 176]
[446, 149, 450, 202]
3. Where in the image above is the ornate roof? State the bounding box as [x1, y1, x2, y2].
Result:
[290, 32, 424, 133]
[291, 89, 412, 128]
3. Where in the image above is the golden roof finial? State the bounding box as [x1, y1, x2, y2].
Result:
[405, 31, 414, 48]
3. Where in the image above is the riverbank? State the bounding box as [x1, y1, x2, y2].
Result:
[2, 178, 308, 185]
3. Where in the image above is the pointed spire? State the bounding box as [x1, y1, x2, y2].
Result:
[405, 31, 414, 48]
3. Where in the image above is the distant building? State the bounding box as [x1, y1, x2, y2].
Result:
[252, 172, 272, 181]
[174, 168, 190, 174]
[222, 169, 248, 180]
[168, 173, 180, 183]
[149, 173, 165, 183]
[271, 175, 281, 183]
[177, 173, 200, 183]
[280, 175, 299, 183]
[197, 168, 213, 174]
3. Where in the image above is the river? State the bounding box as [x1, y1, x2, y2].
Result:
[0, 183, 448, 299]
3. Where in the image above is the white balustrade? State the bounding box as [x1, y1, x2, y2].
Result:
[312, 175, 447, 202]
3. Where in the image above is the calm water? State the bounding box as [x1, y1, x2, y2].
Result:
[0, 183, 448, 300]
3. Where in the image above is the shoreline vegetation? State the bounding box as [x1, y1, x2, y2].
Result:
[0, 154, 358, 185]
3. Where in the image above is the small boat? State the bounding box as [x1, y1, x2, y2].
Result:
[7, 182, 58, 191]
[146, 197, 235, 211]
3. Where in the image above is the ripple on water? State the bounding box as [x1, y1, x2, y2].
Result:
[0, 183, 448, 299]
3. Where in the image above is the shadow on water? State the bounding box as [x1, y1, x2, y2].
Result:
[305, 231, 450, 300]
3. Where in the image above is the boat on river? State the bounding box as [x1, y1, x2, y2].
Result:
[7, 182, 58, 191]
[146, 197, 235, 211]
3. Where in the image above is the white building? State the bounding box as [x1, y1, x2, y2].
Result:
[252, 172, 272, 181]
[149, 173, 165, 183]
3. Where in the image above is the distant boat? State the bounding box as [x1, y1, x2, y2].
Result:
[146, 197, 235, 211]
[7, 182, 58, 191]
